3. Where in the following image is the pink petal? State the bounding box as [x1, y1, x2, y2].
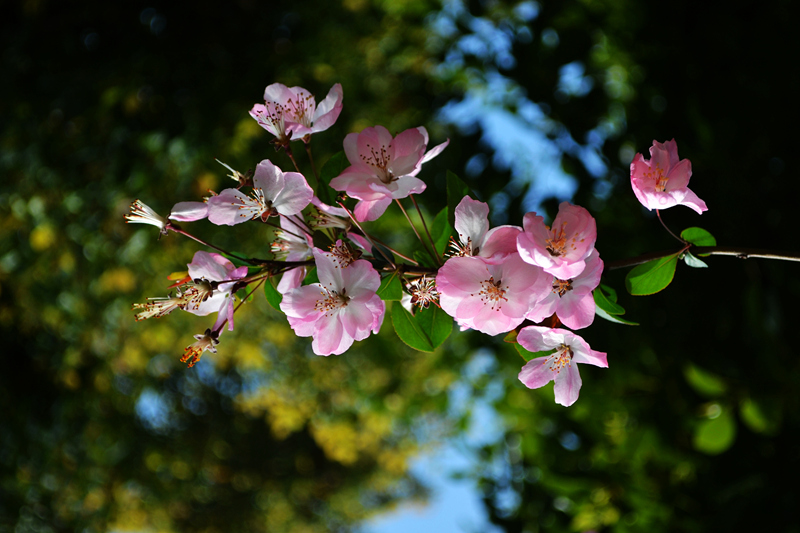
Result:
[253, 160, 285, 202]
[454, 196, 490, 252]
[353, 196, 392, 222]
[679, 188, 708, 214]
[312, 314, 353, 356]
[273, 171, 313, 216]
[553, 364, 582, 407]
[519, 356, 557, 389]
[170, 201, 208, 222]
[207, 189, 258, 226]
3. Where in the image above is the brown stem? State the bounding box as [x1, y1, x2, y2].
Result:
[607, 245, 800, 270]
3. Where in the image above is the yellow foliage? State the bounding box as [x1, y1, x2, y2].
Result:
[30, 223, 57, 251]
[310, 420, 360, 465]
[97, 267, 137, 294]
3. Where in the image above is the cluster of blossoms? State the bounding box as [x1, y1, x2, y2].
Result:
[127, 81, 708, 406]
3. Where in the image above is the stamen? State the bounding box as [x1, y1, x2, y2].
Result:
[542, 344, 574, 374]
[552, 278, 573, 297]
[408, 276, 440, 309]
[474, 276, 508, 311]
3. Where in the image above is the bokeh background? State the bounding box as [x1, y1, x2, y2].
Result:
[3, 0, 800, 531]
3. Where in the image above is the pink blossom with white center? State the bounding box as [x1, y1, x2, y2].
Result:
[450, 196, 521, 264]
[517, 326, 608, 407]
[280, 249, 385, 356]
[517, 202, 597, 280]
[436, 254, 548, 336]
[271, 215, 314, 294]
[526, 249, 603, 330]
[329, 125, 449, 221]
[249, 83, 343, 145]
[185, 251, 249, 332]
[206, 160, 312, 226]
[630, 139, 708, 214]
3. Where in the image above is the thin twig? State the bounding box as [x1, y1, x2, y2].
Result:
[656, 209, 685, 244]
[304, 142, 319, 188]
[395, 199, 438, 264]
[167, 223, 256, 264]
[410, 194, 441, 265]
[337, 201, 396, 269]
[606, 245, 800, 270]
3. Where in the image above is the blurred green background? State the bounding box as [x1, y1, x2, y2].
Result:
[2, 0, 800, 531]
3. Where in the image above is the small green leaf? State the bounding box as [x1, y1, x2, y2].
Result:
[595, 306, 639, 326]
[625, 254, 679, 295]
[263, 279, 283, 311]
[600, 283, 618, 303]
[594, 287, 625, 315]
[431, 207, 453, 257]
[317, 151, 348, 205]
[446, 171, 471, 229]
[693, 409, 736, 455]
[684, 363, 727, 397]
[683, 252, 708, 268]
[414, 305, 452, 349]
[681, 227, 716, 247]
[377, 273, 403, 301]
[739, 397, 779, 435]
[391, 305, 435, 352]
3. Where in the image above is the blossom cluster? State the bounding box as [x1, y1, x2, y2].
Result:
[126, 80, 708, 406]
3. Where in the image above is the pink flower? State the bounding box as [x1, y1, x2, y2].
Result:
[271, 215, 314, 294]
[249, 83, 343, 145]
[517, 202, 596, 279]
[207, 160, 312, 226]
[517, 326, 608, 407]
[450, 196, 521, 263]
[526, 249, 603, 330]
[436, 254, 548, 336]
[630, 139, 707, 214]
[184, 251, 249, 332]
[329, 125, 449, 221]
[280, 249, 385, 356]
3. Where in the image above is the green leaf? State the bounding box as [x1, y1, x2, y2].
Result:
[625, 254, 679, 295]
[594, 287, 625, 315]
[739, 398, 779, 435]
[693, 409, 736, 455]
[377, 273, 403, 301]
[595, 306, 639, 326]
[600, 283, 618, 303]
[681, 226, 717, 247]
[446, 171, 471, 229]
[684, 363, 727, 397]
[391, 305, 434, 352]
[317, 151, 348, 206]
[683, 252, 708, 268]
[431, 207, 453, 257]
[263, 279, 283, 311]
[413, 249, 436, 268]
[414, 305, 452, 349]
